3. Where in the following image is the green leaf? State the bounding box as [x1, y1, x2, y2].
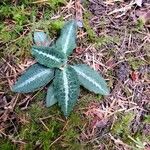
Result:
[72, 64, 109, 95]
[33, 31, 50, 46]
[46, 85, 57, 107]
[12, 63, 54, 93]
[55, 20, 77, 56]
[32, 46, 66, 68]
[53, 66, 80, 117]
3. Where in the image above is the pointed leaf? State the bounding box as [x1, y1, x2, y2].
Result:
[55, 20, 77, 56]
[72, 64, 109, 95]
[46, 85, 57, 107]
[53, 66, 80, 117]
[33, 31, 51, 46]
[32, 46, 66, 68]
[12, 63, 54, 93]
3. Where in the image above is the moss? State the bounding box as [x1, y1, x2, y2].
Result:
[0, 139, 17, 150]
[111, 113, 135, 140]
[34, 90, 46, 102]
[143, 115, 150, 124]
[136, 19, 145, 31]
[83, 12, 98, 42]
[1, 0, 149, 149]
[0, 0, 64, 58]
[17, 103, 61, 149]
[78, 92, 103, 108]
[13, 89, 90, 149]
[128, 58, 146, 70]
[83, 11, 120, 47]
[50, 20, 64, 31]
[111, 112, 150, 149]
[15, 99, 86, 149]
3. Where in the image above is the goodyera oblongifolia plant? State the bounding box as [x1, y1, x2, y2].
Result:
[12, 20, 109, 117]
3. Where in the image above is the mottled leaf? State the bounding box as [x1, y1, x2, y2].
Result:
[12, 63, 54, 93]
[32, 46, 66, 68]
[72, 64, 109, 95]
[53, 66, 80, 117]
[55, 20, 77, 56]
[46, 85, 57, 107]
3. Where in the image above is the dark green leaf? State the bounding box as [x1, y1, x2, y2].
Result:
[55, 20, 77, 56]
[53, 66, 80, 117]
[12, 63, 54, 93]
[72, 64, 109, 95]
[32, 46, 66, 68]
[46, 85, 57, 107]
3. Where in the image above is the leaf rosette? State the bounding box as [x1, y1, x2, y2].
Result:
[12, 20, 110, 117]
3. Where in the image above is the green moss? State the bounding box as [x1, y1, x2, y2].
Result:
[18, 103, 60, 149]
[15, 100, 86, 149]
[15, 91, 87, 149]
[83, 11, 120, 47]
[111, 113, 135, 140]
[111, 112, 150, 149]
[62, 128, 82, 149]
[0, 28, 13, 42]
[0, 139, 17, 150]
[128, 58, 146, 70]
[50, 20, 64, 31]
[0, 0, 64, 58]
[128, 135, 148, 150]
[78, 92, 103, 108]
[143, 115, 150, 124]
[83, 12, 97, 42]
[136, 19, 145, 31]
[34, 91, 46, 102]
[1, 0, 149, 149]
[46, 0, 65, 9]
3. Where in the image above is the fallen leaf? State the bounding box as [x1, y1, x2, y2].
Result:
[131, 71, 139, 81]
[75, 47, 85, 54]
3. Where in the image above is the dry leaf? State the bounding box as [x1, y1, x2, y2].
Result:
[131, 71, 139, 81]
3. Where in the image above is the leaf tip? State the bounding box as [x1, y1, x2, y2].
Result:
[11, 85, 19, 93]
[103, 87, 110, 96]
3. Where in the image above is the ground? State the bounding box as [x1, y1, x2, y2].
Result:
[0, 0, 150, 150]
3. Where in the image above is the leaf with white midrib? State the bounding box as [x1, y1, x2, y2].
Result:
[53, 66, 80, 117]
[55, 20, 77, 56]
[12, 63, 54, 93]
[32, 46, 66, 68]
[72, 64, 109, 95]
[33, 48, 61, 62]
[63, 69, 69, 112]
[62, 23, 74, 54]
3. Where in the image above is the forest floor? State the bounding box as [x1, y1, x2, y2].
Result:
[0, 0, 150, 150]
